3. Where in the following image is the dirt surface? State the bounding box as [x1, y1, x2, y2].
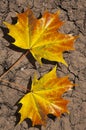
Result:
[0, 0, 86, 130]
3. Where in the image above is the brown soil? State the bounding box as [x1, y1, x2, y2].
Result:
[0, 0, 86, 130]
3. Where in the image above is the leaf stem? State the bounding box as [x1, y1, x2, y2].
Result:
[0, 50, 29, 79]
[0, 79, 27, 92]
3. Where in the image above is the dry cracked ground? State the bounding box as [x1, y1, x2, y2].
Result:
[0, 0, 86, 130]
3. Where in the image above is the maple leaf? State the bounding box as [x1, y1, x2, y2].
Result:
[4, 9, 77, 65]
[18, 66, 74, 126]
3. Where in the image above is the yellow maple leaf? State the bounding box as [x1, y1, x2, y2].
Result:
[4, 9, 77, 65]
[18, 66, 74, 126]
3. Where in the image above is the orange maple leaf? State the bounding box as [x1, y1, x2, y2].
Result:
[18, 66, 74, 126]
[4, 9, 77, 65]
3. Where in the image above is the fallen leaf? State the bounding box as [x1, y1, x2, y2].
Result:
[4, 9, 77, 65]
[18, 66, 74, 126]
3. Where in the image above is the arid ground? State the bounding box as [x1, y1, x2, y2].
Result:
[0, 0, 86, 130]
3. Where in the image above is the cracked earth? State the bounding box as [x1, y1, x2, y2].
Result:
[0, 0, 86, 130]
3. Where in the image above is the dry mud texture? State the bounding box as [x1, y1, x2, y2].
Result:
[0, 0, 86, 130]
